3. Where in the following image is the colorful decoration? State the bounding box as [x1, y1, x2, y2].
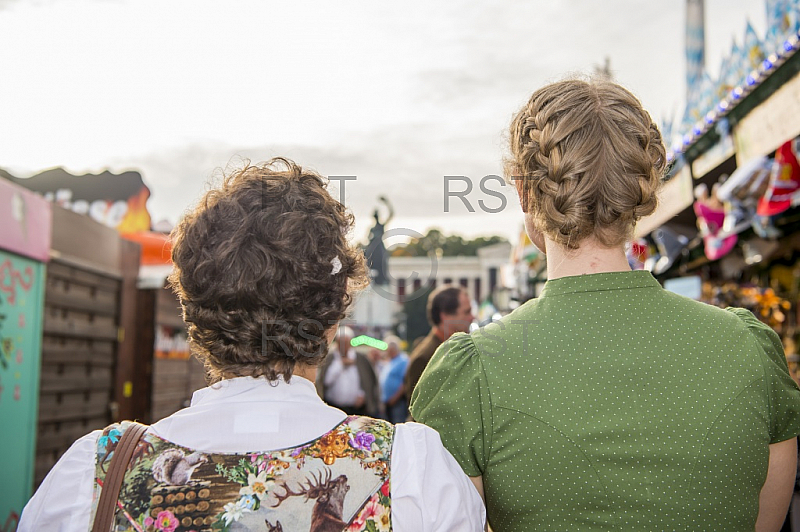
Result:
[0, 260, 33, 306]
[0, 250, 46, 526]
[3, 168, 152, 233]
[626, 239, 650, 270]
[745, 20, 767, 72]
[716, 155, 780, 239]
[694, 183, 738, 261]
[767, 0, 800, 54]
[752, 214, 783, 239]
[742, 286, 790, 327]
[757, 137, 800, 216]
[121, 231, 172, 267]
[668, 2, 800, 164]
[93, 417, 393, 532]
[702, 282, 791, 330]
[716, 50, 736, 101]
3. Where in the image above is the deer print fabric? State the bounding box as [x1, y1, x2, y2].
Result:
[91, 417, 393, 532]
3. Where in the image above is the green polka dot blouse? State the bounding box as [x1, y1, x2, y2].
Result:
[411, 270, 800, 531]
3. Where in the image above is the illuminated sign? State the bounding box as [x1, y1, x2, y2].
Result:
[2, 167, 152, 233]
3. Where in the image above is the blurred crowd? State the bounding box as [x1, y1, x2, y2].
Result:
[316, 284, 474, 423]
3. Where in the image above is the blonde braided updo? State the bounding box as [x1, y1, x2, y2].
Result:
[506, 78, 666, 250]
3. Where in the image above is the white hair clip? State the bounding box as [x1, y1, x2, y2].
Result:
[330, 256, 342, 275]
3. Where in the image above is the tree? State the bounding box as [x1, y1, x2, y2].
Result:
[391, 228, 507, 257]
[392, 230, 508, 346]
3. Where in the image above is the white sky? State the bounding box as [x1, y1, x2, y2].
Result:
[0, 0, 767, 243]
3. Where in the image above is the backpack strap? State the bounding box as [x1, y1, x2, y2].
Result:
[91, 421, 149, 532]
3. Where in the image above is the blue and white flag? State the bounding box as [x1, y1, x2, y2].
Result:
[765, 0, 786, 55]
[686, 0, 706, 100]
[725, 39, 746, 90]
[744, 20, 766, 72]
[790, 0, 800, 35]
[697, 72, 716, 121]
[765, 0, 800, 56]
[716, 52, 734, 100]
[766, 0, 784, 30]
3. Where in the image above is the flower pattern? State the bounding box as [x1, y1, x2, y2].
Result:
[222, 499, 250, 525]
[92, 417, 393, 532]
[239, 470, 274, 500]
[376, 508, 392, 532]
[347, 488, 392, 532]
[154, 510, 179, 532]
[349, 431, 376, 451]
[240, 494, 257, 510]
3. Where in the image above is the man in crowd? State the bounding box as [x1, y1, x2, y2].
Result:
[405, 285, 474, 401]
[368, 346, 388, 379]
[317, 325, 379, 416]
[380, 335, 409, 423]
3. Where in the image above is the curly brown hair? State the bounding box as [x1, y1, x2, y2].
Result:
[168, 158, 368, 383]
[506, 78, 666, 249]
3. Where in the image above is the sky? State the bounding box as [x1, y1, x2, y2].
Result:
[0, 0, 767, 244]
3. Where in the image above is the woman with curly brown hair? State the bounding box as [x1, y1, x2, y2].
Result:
[411, 79, 800, 531]
[20, 158, 485, 532]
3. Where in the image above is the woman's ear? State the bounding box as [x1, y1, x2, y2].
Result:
[524, 215, 547, 255]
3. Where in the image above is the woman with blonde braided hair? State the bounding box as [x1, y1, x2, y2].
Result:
[411, 78, 800, 531]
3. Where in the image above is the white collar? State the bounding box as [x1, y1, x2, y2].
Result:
[190, 375, 320, 407]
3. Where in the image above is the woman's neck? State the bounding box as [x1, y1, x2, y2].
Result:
[545, 237, 631, 280]
[294, 363, 318, 383]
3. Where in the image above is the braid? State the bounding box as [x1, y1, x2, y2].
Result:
[506, 78, 665, 250]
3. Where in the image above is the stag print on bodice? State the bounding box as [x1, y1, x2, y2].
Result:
[91, 418, 393, 532]
[270, 469, 351, 532]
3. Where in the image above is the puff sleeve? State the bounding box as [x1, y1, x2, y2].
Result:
[727, 307, 800, 443]
[409, 333, 493, 477]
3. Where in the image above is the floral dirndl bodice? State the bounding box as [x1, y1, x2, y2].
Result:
[90, 416, 394, 532]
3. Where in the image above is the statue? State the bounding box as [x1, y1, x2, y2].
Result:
[364, 196, 394, 286]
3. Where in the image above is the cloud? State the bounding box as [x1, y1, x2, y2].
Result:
[407, 0, 685, 127]
[121, 121, 523, 242]
[0, 0, 765, 248]
[0, 0, 23, 9]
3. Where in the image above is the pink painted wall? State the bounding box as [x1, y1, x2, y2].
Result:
[0, 178, 52, 262]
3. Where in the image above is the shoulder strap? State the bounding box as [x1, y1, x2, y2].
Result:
[91, 422, 149, 532]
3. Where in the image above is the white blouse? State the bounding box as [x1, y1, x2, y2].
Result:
[18, 375, 485, 531]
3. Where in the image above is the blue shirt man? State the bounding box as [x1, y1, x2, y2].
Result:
[380, 336, 409, 423]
